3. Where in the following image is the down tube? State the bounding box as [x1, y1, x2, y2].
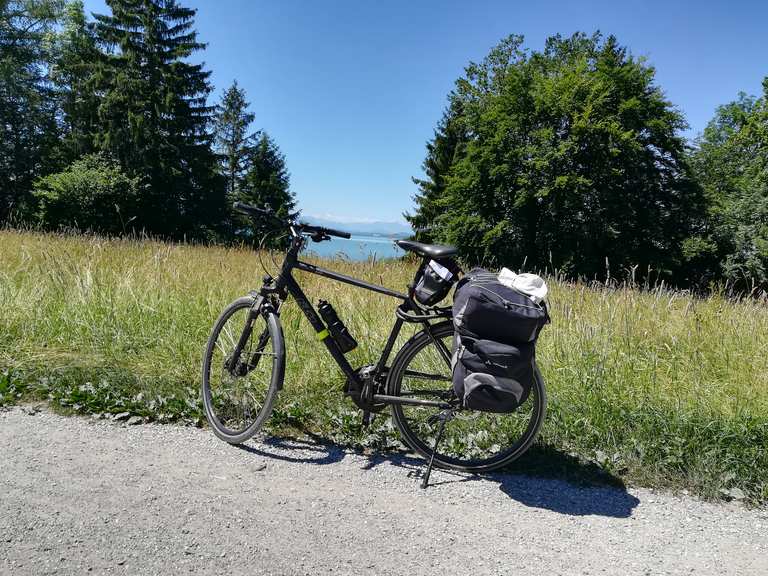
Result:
[282, 273, 360, 382]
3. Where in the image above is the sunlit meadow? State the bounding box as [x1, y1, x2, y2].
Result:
[1, 230, 766, 503]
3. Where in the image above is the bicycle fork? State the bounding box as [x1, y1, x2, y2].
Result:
[226, 297, 270, 376]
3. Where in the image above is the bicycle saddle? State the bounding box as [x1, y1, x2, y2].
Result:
[395, 239, 458, 259]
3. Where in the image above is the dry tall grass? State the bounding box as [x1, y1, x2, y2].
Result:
[1, 230, 766, 502]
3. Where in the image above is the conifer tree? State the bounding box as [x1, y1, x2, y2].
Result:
[406, 98, 467, 242]
[238, 132, 297, 247]
[91, 0, 224, 238]
[213, 80, 257, 200]
[0, 0, 63, 222]
[51, 0, 100, 162]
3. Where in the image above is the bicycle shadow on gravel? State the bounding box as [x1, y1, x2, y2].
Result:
[236, 434, 639, 519]
[235, 433, 346, 466]
[363, 444, 640, 518]
[491, 445, 640, 518]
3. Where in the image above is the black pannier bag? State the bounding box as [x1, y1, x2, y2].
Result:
[453, 269, 548, 344]
[412, 259, 458, 306]
[451, 336, 535, 412]
[451, 268, 549, 412]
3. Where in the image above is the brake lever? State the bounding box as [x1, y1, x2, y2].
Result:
[310, 232, 331, 243]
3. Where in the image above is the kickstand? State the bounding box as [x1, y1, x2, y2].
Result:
[421, 410, 453, 489]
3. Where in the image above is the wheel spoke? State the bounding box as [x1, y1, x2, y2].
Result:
[389, 323, 545, 470]
[215, 339, 229, 357]
[402, 369, 450, 381]
[222, 323, 237, 350]
[203, 301, 280, 440]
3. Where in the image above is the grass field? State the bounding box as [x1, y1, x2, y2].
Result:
[1, 230, 767, 503]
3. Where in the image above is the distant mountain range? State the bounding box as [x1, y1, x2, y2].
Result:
[302, 215, 413, 239]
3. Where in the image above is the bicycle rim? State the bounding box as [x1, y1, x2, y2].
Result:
[202, 297, 284, 444]
[388, 322, 546, 472]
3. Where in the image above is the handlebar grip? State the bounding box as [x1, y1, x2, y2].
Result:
[233, 201, 252, 214]
[324, 227, 351, 239]
[233, 201, 267, 216]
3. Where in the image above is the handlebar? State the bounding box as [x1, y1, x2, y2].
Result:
[233, 201, 281, 222]
[302, 224, 352, 240]
[232, 201, 352, 240]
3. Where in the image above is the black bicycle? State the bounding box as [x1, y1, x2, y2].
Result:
[201, 202, 546, 485]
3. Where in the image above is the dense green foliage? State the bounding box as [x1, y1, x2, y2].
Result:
[237, 133, 297, 247]
[687, 81, 768, 290]
[409, 98, 467, 243]
[0, 0, 64, 221]
[408, 33, 706, 284]
[33, 153, 140, 233]
[2, 2, 766, 506]
[2, 231, 767, 503]
[0, 2, 766, 287]
[0, 0, 295, 241]
[52, 0, 99, 162]
[90, 0, 224, 238]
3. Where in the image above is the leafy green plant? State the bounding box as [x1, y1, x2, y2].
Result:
[688, 79, 768, 290]
[0, 370, 26, 406]
[407, 33, 704, 285]
[33, 153, 141, 234]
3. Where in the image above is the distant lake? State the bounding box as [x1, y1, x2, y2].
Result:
[302, 234, 405, 261]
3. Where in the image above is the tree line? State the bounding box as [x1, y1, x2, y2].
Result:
[1, 0, 295, 244]
[407, 34, 768, 291]
[2, 2, 766, 290]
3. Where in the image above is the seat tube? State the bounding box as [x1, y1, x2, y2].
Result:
[374, 317, 403, 375]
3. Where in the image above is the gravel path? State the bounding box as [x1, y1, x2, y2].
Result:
[1, 407, 766, 576]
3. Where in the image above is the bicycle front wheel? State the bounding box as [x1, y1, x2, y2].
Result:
[387, 321, 546, 472]
[201, 296, 285, 444]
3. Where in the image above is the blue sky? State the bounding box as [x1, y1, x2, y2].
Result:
[82, 0, 767, 224]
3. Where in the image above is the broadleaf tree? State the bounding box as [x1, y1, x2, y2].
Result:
[407, 33, 705, 283]
[33, 152, 141, 234]
[688, 79, 768, 290]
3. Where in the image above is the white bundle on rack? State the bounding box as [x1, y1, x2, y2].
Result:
[497, 268, 548, 304]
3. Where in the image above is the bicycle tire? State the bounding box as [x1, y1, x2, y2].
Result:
[387, 321, 546, 472]
[201, 295, 285, 444]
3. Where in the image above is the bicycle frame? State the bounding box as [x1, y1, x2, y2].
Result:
[207, 209, 546, 487]
[258, 232, 453, 410]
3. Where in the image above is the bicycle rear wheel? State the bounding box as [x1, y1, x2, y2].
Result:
[201, 296, 284, 444]
[387, 321, 546, 472]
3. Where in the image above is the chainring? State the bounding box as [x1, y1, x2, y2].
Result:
[345, 365, 387, 413]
